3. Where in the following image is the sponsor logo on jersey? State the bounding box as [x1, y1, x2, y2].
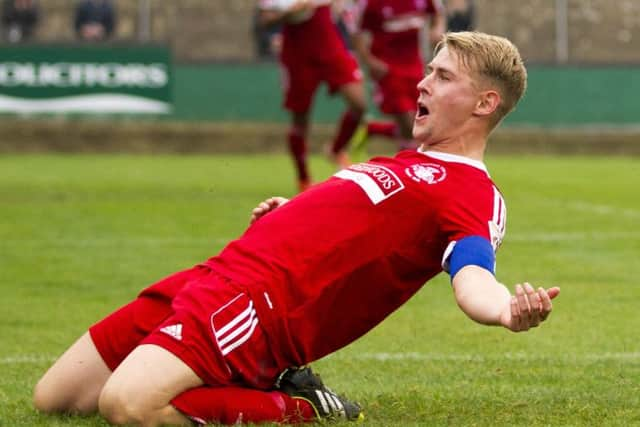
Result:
[335, 162, 404, 204]
[404, 163, 446, 184]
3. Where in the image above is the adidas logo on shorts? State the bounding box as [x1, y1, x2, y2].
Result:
[160, 324, 183, 341]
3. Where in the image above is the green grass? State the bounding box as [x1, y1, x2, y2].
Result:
[1, 153, 639, 426]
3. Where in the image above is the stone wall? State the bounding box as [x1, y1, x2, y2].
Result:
[475, 0, 640, 63]
[5, 0, 640, 64]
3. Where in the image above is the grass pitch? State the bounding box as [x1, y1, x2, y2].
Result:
[0, 153, 639, 426]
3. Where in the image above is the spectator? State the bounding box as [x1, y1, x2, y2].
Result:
[74, 0, 116, 42]
[252, 6, 282, 60]
[446, 0, 475, 32]
[2, 0, 39, 43]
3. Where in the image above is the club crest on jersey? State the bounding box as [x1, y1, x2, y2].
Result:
[335, 163, 404, 204]
[405, 163, 446, 184]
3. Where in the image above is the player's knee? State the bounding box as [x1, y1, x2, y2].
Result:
[33, 374, 100, 415]
[98, 384, 145, 425]
[33, 376, 75, 414]
[33, 377, 59, 413]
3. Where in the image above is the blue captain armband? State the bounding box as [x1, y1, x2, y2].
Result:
[444, 235, 496, 279]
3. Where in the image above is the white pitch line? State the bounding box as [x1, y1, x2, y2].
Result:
[0, 355, 57, 365]
[568, 201, 640, 219]
[4, 231, 640, 248]
[0, 237, 231, 247]
[329, 351, 640, 362]
[3, 352, 639, 366]
[508, 231, 640, 242]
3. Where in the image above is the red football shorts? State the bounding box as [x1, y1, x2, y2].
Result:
[280, 52, 362, 113]
[89, 265, 280, 389]
[373, 70, 421, 115]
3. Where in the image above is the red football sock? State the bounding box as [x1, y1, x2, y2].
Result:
[331, 110, 362, 154]
[171, 386, 316, 425]
[367, 121, 398, 139]
[288, 129, 309, 181]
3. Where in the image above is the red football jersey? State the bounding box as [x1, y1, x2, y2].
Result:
[357, 0, 443, 75]
[205, 149, 506, 367]
[271, 3, 350, 62]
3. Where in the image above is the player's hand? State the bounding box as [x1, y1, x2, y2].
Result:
[249, 197, 289, 225]
[500, 284, 560, 332]
[288, 0, 314, 14]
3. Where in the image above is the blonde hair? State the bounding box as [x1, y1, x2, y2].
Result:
[435, 31, 527, 127]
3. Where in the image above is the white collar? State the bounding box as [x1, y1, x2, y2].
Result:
[416, 147, 489, 176]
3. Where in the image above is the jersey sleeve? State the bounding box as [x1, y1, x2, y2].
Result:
[438, 184, 507, 273]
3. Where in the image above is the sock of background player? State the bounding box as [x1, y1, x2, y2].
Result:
[331, 109, 362, 154]
[288, 128, 309, 183]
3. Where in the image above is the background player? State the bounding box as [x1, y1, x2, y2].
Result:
[258, 0, 368, 192]
[33, 32, 559, 426]
[350, 0, 445, 156]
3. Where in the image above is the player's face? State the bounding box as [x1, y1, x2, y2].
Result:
[413, 46, 482, 145]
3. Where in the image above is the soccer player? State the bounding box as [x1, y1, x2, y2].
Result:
[350, 0, 446, 155]
[257, 0, 368, 192]
[33, 32, 560, 426]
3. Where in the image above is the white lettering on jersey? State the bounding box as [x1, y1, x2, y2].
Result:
[335, 163, 404, 204]
[382, 14, 426, 32]
[489, 186, 507, 249]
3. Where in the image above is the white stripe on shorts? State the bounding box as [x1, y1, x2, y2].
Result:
[212, 296, 260, 356]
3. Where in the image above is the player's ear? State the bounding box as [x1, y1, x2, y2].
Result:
[474, 90, 501, 117]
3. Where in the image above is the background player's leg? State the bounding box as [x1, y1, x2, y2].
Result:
[288, 111, 311, 191]
[330, 81, 366, 167]
[33, 332, 112, 414]
[367, 120, 398, 139]
[393, 111, 418, 150]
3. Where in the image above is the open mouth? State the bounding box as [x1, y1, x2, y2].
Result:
[417, 102, 429, 118]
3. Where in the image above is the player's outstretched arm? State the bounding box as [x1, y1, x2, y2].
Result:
[452, 265, 560, 332]
[249, 196, 289, 225]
